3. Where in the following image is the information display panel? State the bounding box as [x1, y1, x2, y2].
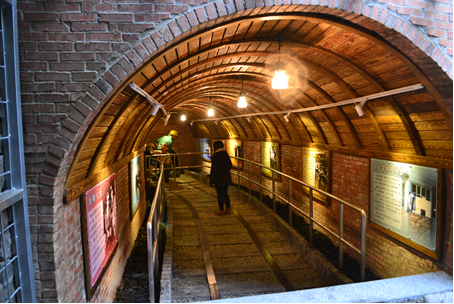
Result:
[302, 147, 330, 204]
[260, 142, 280, 178]
[130, 155, 141, 219]
[370, 159, 440, 258]
[199, 138, 211, 161]
[225, 139, 242, 168]
[81, 174, 118, 300]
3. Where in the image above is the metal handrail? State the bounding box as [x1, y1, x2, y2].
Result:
[146, 151, 367, 281]
[145, 156, 166, 303]
[231, 156, 367, 281]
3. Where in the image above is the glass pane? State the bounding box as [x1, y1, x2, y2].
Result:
[11, 257, 21, 303]
[6, 221, 16, 260]
[0, 103, 7, 137]
[0, 206, 20, 303]
[2, 206, 12, 229]
[0, 137, 10, 194]
[0, 37, 4, 69]
[5, 258, 18, 303]
[0, 264, 9, 302]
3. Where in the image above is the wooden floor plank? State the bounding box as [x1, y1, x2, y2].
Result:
[174, 234, 285, 247]
[173, 261, 313, 277]
[175, 246, 299, 259]
[169, 176, 330, 302]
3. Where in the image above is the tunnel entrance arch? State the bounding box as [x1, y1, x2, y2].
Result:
[62, 7, 452, 197]
[33, 4, 452, 303]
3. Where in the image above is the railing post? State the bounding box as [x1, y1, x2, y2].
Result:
[154, 160, 158, 188]
[309, 188, 313, 245]
[147, 221, 155, 303]
[237, 161, 240, 189]
[339, 203, 344, 273]
[272, 171, 276, 212]
[155, 186, 161, 273]
[361, 211, 366, 282]
[288, 178, 292, 227]
[173, 154, 176, 183]
[248, 162, 251, 202]
[259, 170, 263, 202]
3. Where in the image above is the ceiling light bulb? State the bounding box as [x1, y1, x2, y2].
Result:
[272, 69, 288, 90]
[181, 114, 186, 121]
[237, 93, 247, 108]
[208, 107, 214, 117]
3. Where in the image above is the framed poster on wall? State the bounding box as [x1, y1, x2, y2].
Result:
[199, 138, 211, 161]
[302, 147, 330, 204]
[130, 155, 141, 219]
[260, 142, 280, 178]
[225, 139, 242, 168]
[370, 159, 441, 260]
[81, 173, 117, 300]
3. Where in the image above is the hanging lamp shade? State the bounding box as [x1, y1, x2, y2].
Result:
[237, 92, 247, 108]
[272, 34, 288, 90]
[181, 113, 186, 121]
[272, 61, 288, 90]
[238, 77, 247, 108]
[207, 107, 214, 117]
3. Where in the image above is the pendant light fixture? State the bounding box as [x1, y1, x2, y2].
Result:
[207, 98, 214, 117]
[180, 109, 186, 121]
[237, 77, 247, 108]
[272, 34, 288, 90]
[180, 104, 187, 121]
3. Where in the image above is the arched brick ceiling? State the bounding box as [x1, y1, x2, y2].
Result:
[65, 13, 453, 188]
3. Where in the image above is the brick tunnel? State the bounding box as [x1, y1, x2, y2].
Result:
[4, 0, 453, 302]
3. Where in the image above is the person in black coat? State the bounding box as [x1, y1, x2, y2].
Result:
[210, 141, 233, 216]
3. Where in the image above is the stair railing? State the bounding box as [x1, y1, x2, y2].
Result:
[232, 156, 367, 282]
[144, 155, 166, 303]
[148, 152, 367, 281]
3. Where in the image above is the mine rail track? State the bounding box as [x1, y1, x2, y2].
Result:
[167, 180, 328, 302]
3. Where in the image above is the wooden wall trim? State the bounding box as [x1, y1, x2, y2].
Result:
[65, 146, 146, 203]
[205, 137, 453, 169]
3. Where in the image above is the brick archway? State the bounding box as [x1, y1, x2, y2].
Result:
[57, 2, 453, 196]
[19, 2, 452, 302]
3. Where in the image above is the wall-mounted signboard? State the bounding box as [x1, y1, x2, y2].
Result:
[81, 173, 118, 300]
[225, 139, 242, 168]
[130, 155, 141, 219]
[199, 138, 211, 161]
[260, 142, 280, 178]
[302, 147, 330, 204]
[370, 159, 441, 260]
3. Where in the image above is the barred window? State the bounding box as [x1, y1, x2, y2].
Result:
[0, 1, 35, 302]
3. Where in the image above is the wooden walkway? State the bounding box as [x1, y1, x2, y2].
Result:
[164, 175, 329, 302]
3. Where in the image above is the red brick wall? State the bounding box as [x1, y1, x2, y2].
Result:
[53, 160, 147, 303]
[237, 141, 261, 190]
[239, 142, 452, 279]
[329, 154, 452, 278]
[17, 1, 452, 301]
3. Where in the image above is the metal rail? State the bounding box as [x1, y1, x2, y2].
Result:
[232, 157, 367, 281]
[145, 157, 165, 303]
[168, 189, 220, 300]
[146, 151, 367, 282]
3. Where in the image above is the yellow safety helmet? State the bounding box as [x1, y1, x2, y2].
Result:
[169, 130, 179, 137]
